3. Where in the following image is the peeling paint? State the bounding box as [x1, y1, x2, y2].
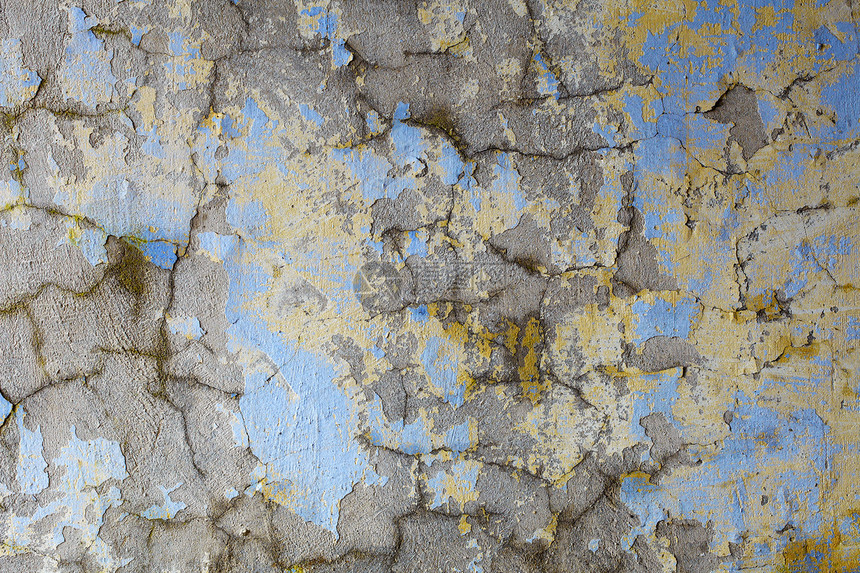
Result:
[0, 0, 858, 570]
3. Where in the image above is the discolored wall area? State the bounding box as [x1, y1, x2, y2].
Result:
[0, 1, 858, 571]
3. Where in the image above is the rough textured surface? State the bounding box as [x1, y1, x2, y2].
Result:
[0, 1, 858, 571]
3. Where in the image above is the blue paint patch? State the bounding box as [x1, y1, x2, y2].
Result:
[369, 398, 433, 455]
[168, 315, 204, 340]
[410, 305, 429, 322]
[393, 102, 411, 121]
[51, 170, 197, 262]
[300, 7, 352, 68]
[533, 53, 560, 100]
[623, 92, 660, 140]
[339, 108, 463, 209]
[444, 421, 474, 453]
[364, 467, 389, 487]
[491, 153, 526, 212]
[634, 0, 743, 113]
[847, 316, 860, 341]
[365, 110, 383, 135]
[299, 103, 325, 128]
[367, 395, 432, 454]
[421, 336, 466, 408]
[747, 230, 854, 307]
[457, 161, 481, 212]
[137, 240, 178, 270]
[226, 196, 270, 243]
[74, 227, 108, 266]
[331, 40, 352, 68]
[635, 130, 687, 184]
[818, 64, 860, 141]
[163, 32, 204, 90]
[141, 484, 187, 520]
[391, 119, 427, 173]
[756, 95, 779, 128]
[640, 201, 683, 242]
[438, 140, 465, 185]
[0, 39, 41, 108]
[218, 229, 374, 534]
[197, 231, 239, 263]
[366, 235, 385, 256]
[659, 112, 732, 153]
[30, 426, 127, 550]
[814, 24, 859, 66]
[16, 409, 48, 496]
[8, 157, 25, 173]
[128, 24, 146, 46]
[630, 370, 682, 446]
[220, 98, 283, 185]
[425, 455, 480, 510]
[236, 336, 372, 533]
[330, 147, 389, 202]
[593, 121, 618, 147]
[220, 114, 242, 139]
[631, 295, 700, 343]
[746, 144, 811, 215]
[405, 230, 428, 257]
[330, 147, 413, 203]
[61, 8, 117, 107]
[139, 125, 166, 159]
[623, 392, 829, 555]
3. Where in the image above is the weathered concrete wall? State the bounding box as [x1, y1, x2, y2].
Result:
[0, 0, 858, 571]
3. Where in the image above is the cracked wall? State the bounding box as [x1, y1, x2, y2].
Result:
[0, 0, 858, 571]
